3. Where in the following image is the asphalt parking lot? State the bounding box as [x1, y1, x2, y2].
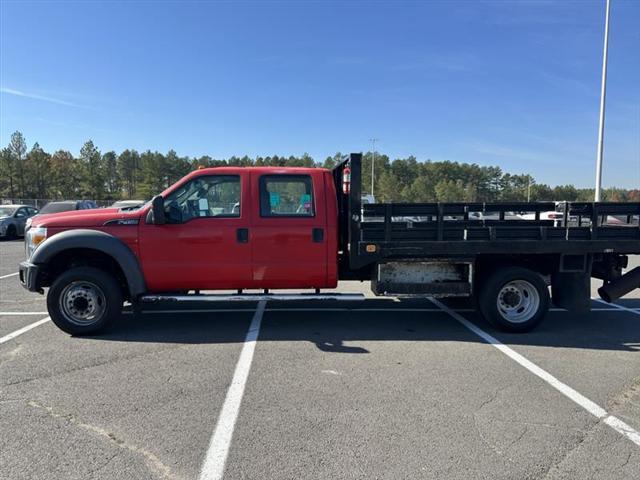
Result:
[1, 238, 639, 479]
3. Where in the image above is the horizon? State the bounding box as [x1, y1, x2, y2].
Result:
[1, 1, 639, 189]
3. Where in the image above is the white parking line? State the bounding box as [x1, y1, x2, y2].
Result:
[0, 317, 50, 345]
[0, 272, 18, 280]
[431, 299, 640, 447]
[198, 300, 267, 480]
[593, 298, 640, 316]
[0, 312, 48, 316]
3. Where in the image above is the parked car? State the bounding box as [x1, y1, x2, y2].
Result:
[38, 200, 98, 214]
[0, 204, 39, 238]
[26, 200, 98, 230]
[520, 210, 564, 226]
[110, 200, 147, 211]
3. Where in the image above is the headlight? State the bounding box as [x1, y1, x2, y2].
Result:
[25, 227, 47, 259]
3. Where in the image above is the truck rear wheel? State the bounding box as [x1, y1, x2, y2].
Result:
[478, 266, 549, 332]
[47, 266, 123, 335]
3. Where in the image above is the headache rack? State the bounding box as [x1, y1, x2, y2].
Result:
[334, 154, 640, 270]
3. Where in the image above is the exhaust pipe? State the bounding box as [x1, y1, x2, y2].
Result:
[598, 266, 640, 303]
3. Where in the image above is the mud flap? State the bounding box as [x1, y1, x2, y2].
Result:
[551, 272, 591, 313]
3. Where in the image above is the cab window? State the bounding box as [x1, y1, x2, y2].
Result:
[164, 175, 241, 223]
[260, 175, 314, 217]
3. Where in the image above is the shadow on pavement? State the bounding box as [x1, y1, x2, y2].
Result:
[85, 297, 640, 354]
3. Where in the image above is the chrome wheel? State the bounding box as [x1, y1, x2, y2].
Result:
[59, 281, 106, 326]
[496, 280, 540, 324]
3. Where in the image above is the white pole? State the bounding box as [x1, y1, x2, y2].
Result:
[595, 0, 611, 202]
[370, 138, 378, 197]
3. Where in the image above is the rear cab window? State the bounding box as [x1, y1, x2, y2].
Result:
[259, 175, 315, 217]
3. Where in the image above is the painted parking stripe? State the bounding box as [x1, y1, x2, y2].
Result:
[0, 272, 18, 280]
[593, 298, 640, 316]
[0, 312, 49, 316]
[604, 416, 640, 445]
[0, 317, 50, 345]
[198, 300, 267, 480]
[431, 299, 640, 447]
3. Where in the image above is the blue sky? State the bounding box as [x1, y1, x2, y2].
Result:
[1, 0, 638, 188]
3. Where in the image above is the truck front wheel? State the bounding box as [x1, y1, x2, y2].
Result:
[47, 267, 123, 335]
[478, 266, 549, 332]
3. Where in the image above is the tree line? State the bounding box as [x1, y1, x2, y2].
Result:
[1, 131, 638, 203]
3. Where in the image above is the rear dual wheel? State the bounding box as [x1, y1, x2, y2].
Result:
[47, 267, 123, 335]
[478, 266, 550, 332]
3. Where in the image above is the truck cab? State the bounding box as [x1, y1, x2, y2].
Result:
[20, 166, 340, 334]
[139, 167, 338, 291]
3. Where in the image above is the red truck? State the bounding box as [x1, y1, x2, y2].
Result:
[20, 154, 640, 335]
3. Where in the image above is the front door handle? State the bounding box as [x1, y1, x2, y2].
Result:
[312, 228, 324, 243]
[237, 228, 249, 243]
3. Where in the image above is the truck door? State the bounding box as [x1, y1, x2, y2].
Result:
[138, 172, 253, 291]
[250, 171, 329, 288]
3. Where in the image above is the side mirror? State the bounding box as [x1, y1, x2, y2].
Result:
[149, 195, 166, 225]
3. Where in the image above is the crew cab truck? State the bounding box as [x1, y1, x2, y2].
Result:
[20, 153, 640, 335]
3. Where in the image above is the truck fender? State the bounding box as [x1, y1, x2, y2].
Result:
[31, 229, 147, 298]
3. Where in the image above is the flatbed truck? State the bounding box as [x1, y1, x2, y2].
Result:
[19, 153, 640, 334]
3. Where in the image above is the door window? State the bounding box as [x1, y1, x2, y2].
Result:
[260, 175, 314, 217]
[164, 175, 241, 223]
[15, 208, 27, 218]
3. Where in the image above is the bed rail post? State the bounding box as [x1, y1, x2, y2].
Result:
[349, 153, 364, 269]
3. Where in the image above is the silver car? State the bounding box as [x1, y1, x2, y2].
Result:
[0, 205, 39, 239]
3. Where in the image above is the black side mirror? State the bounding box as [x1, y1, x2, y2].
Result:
[149, 195, 166, 225]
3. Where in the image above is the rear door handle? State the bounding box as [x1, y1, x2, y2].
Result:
[237, 228, 249, 243]
[312, 228, 324, 243]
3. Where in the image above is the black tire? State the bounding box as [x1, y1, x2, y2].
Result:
[47, 266, 123, 335]
[6, 225, 16, 240]
[478, 266, 550, 333]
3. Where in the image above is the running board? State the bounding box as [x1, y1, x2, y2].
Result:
[140, 293, 366, 303]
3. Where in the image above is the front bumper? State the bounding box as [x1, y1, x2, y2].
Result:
[19, 261, 43, 293]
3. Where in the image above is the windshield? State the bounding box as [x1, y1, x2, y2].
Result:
[40, 203, 76, 214]
[0, 207, 17, 217]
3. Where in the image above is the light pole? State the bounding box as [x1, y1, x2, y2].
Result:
[370, 138, 378, 197]
[595, 0, 611, 202]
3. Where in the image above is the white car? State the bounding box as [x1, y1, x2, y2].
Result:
[520, 210, 564, 225]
